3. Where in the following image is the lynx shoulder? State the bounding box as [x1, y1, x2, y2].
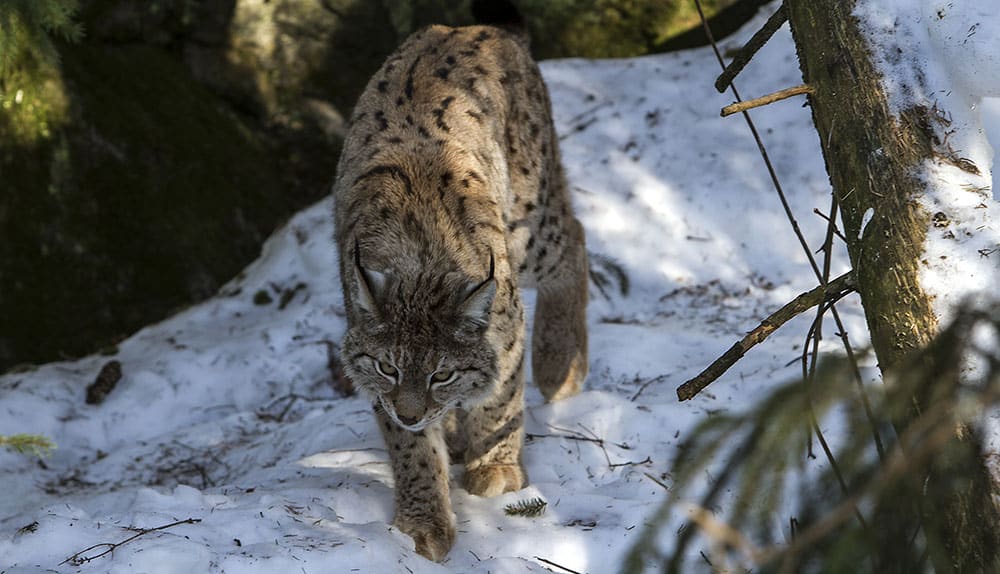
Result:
[332, 23, 588, 561]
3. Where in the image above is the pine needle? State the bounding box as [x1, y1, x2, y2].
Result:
[0, 434, 55, 457]
[504, 497, 547, 517]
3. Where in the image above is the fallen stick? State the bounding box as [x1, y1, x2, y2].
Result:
[676, 271, 855, 401]
[62, 518, 202, 566]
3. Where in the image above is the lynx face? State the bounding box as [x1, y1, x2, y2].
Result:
[341, 252, 499, 432]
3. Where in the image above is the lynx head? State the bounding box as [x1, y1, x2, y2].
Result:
[342, 240, 499, 432]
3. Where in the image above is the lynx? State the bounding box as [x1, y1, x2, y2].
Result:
[333, 22, 588, 561]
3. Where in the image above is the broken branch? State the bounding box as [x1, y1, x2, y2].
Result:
[721, 84, 814, 117]
[715, 3, 789, 93]
[676, 271, 855, 401]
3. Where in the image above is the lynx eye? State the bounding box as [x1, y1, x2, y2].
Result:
[430, 370, 454, 384]
[374, 359, 399, 379]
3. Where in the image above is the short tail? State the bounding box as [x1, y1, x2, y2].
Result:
[471, 0, 526, 37]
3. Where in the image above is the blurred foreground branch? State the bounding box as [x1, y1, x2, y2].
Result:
[0, 0, 82, 78]
[633, 299, 1000, 573]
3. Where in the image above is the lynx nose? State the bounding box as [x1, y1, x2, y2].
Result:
[397, 413, 419, 426]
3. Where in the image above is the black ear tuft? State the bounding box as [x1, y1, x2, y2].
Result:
[353, 238, 385, 315]
[460, 252, 497, 327]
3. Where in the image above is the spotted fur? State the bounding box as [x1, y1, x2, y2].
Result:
[333, 24, 588, 561]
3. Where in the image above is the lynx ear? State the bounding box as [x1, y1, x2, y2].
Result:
[353, 238, 386, 315]
[460, 253, 496, 327]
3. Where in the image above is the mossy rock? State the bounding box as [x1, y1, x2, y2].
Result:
[0, 43, 318, 370]
[513, 0, 742, 59]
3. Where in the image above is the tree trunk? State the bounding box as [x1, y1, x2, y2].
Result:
[786, 0, 937, 368]
[784, 0, 1000, 570]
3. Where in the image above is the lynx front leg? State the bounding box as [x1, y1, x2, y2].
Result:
[533, 216, 589, 401]
[375, 405, 455, 562]
[463, 355, 526, 497]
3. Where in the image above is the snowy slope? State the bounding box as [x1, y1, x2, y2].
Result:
[1, 4, 925, 572]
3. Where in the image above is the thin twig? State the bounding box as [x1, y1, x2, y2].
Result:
[576, 423, 614, 467]
[644, 472, 670, 491]
[819, 195, 885, 461]
[802, 302, 869, 532]
[721, 84, 813, 117]
[802, 301, 821, 462]
[676, 271, 855, 401]
[537, 424, 631, 451]
[812, 208, 847, 242]
[630, 374, 670, 402]
[837, 319, 885, 460]
[715, 3, 789, 92]
[802, 190, 841, 457]
[62, 518, 202, 565]
[609, 456, 653, 469]
[535, 555, 585, 574]
[798, 187, 876, 537]
[693, 0, 825, 286]
[526, 432, 603, 445]
[814, 195, 885, 460]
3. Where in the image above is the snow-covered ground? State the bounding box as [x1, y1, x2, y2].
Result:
[1, 3, 995, 573]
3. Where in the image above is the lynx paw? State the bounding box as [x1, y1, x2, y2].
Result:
[395, 516, 456, 562]
[464, 464, 525, 497]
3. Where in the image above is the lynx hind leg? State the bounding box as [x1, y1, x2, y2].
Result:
[532, 216, 589, 402]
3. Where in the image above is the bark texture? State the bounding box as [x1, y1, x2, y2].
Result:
[785, 1, 1000, 570]
[785, 0, 936, 370]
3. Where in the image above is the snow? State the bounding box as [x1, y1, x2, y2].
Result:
[1, 2, 993, 572]
[985, 97, 1000, 195]
[854, 0, 1000, 329]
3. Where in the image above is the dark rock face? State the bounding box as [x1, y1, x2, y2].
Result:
[1, 44, 316, 370]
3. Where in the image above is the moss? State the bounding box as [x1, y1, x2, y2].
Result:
[0, 58, 69, 144]
[0, 43, 296, 370]
[514, 0, 737, 60]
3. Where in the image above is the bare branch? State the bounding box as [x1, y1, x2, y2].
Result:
[721, 84, 813, 117]
[714, 3, 789, 93]
[676, 271, 855, 401]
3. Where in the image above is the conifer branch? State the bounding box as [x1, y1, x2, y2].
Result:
[504, 497, 547, 517]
